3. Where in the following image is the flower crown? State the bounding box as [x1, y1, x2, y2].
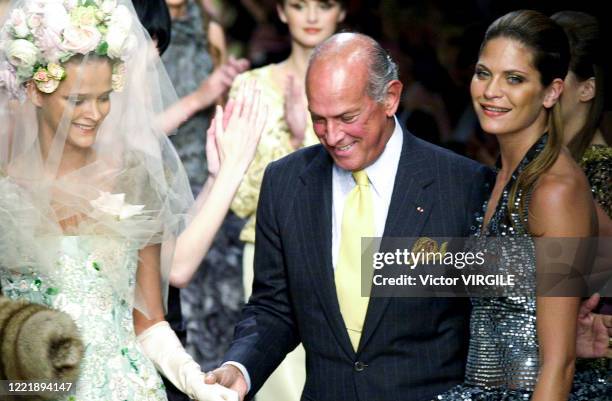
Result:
[0, 0, 136, 99]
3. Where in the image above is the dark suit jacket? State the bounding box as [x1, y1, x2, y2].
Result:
[224, 127, 490, 401]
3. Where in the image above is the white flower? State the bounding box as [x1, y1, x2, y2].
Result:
[63, 0, 79, 11]
[120, 34, 137, 60]
[43, 2, 71, 35]
[111, 61, 125, 91]
[46, 63, 65, 80]
[70, 5, 102, 28]
[100, 0, 117, 15]
[35, 78, 60, 94]
[61, 25, 101, 55]
[9, 9, 30, 38]
[27, 14, 43, 30]
[105, 27, 128, 59]
[108, 5, 132, 33]
[90, 192, 145, 220]
[7, 39, 39, 70]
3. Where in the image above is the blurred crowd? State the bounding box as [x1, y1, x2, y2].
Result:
[211, 0, 612, 165]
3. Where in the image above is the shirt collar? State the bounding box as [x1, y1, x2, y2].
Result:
[364, 116, 402, 196]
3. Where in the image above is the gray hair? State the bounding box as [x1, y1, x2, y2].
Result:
[309, 33, 399, 103]
[365, 43, 399, 102]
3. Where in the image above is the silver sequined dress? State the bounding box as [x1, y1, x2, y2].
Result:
[436, 135, 611, 400]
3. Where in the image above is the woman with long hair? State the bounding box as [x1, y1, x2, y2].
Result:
[437, 10, 608, 400]
[552, 11, 611, 237]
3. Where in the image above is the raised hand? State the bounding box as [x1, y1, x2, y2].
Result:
[210, 80, 267, 177]
[575, 293, 612, 358]
[197, 56, 250, 107]
[205, 365, 248, 401]
[283, 74, 307, 149]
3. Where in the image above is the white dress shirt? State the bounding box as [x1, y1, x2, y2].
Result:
[226, 117, 404, 391]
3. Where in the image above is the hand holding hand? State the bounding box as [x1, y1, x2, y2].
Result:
[205, 365, 248, 401]
[190, 381, 239, 401]
[283, 74, 307, 149]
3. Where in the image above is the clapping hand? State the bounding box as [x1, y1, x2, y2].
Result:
[196, 56, 250, 109]
[206, 80, 267, 178]
[284, 74, 307, 149]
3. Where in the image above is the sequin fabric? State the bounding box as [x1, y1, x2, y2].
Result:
[436, 135, 611, 400]
[580, 144, 611, 218]
[0, 236, 167, 401]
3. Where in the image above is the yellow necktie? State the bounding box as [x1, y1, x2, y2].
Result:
[335, 170, 374, 350]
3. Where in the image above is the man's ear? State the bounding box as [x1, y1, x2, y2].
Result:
[543, 78, 563, 109]
[579, 77, 596, 103]
[26, 81, 43, 107]
[384, 80, 403, 117]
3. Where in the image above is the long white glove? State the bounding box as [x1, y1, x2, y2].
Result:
[137, 321, 238, 401]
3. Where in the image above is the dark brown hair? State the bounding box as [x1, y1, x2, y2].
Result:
[481, 10, 570, 222]
[552, 11, 606, 160]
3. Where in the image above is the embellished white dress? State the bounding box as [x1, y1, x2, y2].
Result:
[0, 235, 168, 401]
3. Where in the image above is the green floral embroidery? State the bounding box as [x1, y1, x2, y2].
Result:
[0, 236, 167, 400]
[45, 287, 59, 295]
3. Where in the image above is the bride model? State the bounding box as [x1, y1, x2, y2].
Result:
[0, 0, 265, 400]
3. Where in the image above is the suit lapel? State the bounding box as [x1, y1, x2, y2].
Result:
[295, 148, 355, 358]
[358, 129, 435, 352]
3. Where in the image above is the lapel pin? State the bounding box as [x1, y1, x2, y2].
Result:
[416, 206, 424, 213]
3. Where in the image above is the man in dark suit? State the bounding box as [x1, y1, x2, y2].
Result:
[204, 33, 485, 401]
[204, 33, 612, 401]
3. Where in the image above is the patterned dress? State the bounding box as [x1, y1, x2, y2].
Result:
[436, 135, 610, 400]
[0, 236, 167, 401]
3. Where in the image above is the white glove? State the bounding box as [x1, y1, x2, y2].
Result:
[137, 321, 238, 401]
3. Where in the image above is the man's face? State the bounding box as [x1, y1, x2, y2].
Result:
[307, 61, 394, 171]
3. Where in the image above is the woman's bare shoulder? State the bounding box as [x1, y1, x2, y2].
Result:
[529, 150, 594, 236]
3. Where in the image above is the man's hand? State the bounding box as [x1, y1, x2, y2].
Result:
[576, 293, 612, 358]
[205, 365, 248, 401]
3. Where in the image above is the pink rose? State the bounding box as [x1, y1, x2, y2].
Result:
[27, 14, 43, 30]
[33, 68, 49, 82]
[61, 25, 101, 55]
